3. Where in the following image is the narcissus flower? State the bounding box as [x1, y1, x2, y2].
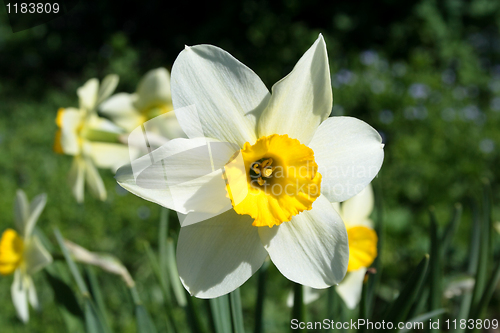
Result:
[0, 190, 53, 323]
[116, 35, 384, 298]
[99, 68, 185, 139]
[54, 75, 132, 203]
[333, 183, 377, 308]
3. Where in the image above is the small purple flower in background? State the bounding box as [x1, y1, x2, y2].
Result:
[442, 69, 456, 85]
[379, 110, 394, 124]
[490, 97, 500, 111]
[137, 206, 151, 220]
[404, 106, 428, 120]
[491, 65, 500, 77]
[479, 139, 495, 154]
[360, 50, 378, 66]
[333, 69, 356, 87]
[370, 79, 385, 94]
[488, 79, 500, 93]
[461, 105, 480, 121]
[408, 83, 430, 100]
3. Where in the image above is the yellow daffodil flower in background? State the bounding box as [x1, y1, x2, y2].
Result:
[54, 75, 133, 203]
[0, 190, 53, 323]
[333, 183, 377, 309]
[116, 35, 384, 298]
[99, 68, 185, 140]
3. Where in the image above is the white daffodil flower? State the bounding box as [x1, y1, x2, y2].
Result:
[333, 183, 377, 309]
[99, 68, 185, 140]
[0, 190, 53, 323]
[54, 75, 132, 203]
[116, 35, 384, 298]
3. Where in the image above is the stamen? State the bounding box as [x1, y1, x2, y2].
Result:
[262, 166, 273, 178]
[252, 162, 261, 175]
[250, 157, 275, 186]
[261, 158, 273, 168]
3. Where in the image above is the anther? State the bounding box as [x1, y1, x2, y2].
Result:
[251, 157, 275, 186]
[262, 166, 273, 178]
[252, 162, 261, 175]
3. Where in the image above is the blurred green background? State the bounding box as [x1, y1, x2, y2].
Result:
[0, 0, 499, 331]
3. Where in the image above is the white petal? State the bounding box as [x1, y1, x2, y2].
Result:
[286, 286, 323, 307]
[258, 195, 349, 288]
[308, 117, 384, 202]
[145, 110, 187, 141]
[58, 108, 83, 155]
[28, 279, 39, 311]
[24, 193, 47, 239]
[171, 44, 270, 147]
[113, 114, 143, 133]
[84, 158, 107, 201]
[14, 190, 29, 235]
[96, 74, 119, 106]
[341, 183, 374, 227]
[116, 138, 238, 216]
[176, 209, 267, 298]
[23, 236, 53, 275]
[99, 93, 141, 131]
[116, 163, 176, 210]
[11, 269, 29, 323]
[86, 114, 124, 134]
[68, 157, 85, 203]
[336, 268, 367, 309]
[78, 78, 99, 111]
[258, 35, 332, 145]
[134, 68, 172, 110]
[87, 142, 132, 172]
[331, 202, 341, 215]
[99, 93, 137, 116]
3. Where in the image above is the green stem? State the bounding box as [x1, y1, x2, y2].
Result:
[229, 288, 245, 333]
[291, 283, 304, 332]
[254, 260, 269, 333]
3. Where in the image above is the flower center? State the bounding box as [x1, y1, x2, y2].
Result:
[142, 103, 174, 121]
[230, 134, 322, 228]
[250, 158, 275, 186]
[0, 229, 24, 276]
